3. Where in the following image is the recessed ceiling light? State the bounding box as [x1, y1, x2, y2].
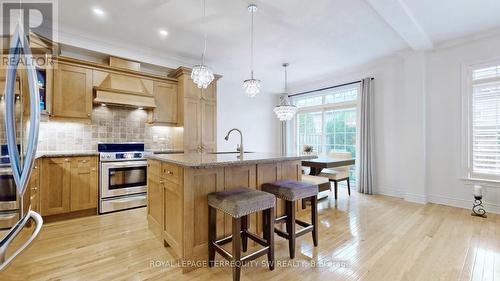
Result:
[92, 7, 105, 17]
[158, 29, 169, 38]
[138, 107, 144, 110]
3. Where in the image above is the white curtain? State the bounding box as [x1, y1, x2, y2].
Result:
[358, 78, 374, 194]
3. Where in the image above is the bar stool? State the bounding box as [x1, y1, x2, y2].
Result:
[262, 180, 318, 259]
[208, 187, 276, 281]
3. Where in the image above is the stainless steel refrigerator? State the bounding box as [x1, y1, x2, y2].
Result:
[0, 24, 43, 271]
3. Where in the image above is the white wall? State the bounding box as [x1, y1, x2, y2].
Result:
[426, 35, 500, 213]
[216, 75, 281, 153]
[291, 33, 500, 214]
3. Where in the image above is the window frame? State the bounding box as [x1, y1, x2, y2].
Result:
[291, 84, 360, 155]
[462, 59, 500, 184]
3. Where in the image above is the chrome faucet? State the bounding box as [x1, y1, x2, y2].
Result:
[224, 128, 244, 158]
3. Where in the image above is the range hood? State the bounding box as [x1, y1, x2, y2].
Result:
[93, 57, 156, 109]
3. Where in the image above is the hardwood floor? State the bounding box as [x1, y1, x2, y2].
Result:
[1, 190, 498, 281]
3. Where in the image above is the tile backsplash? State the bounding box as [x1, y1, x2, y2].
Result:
[35, 106, 182, 152]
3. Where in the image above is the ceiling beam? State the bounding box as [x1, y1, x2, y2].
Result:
[365, 0, 433, 50]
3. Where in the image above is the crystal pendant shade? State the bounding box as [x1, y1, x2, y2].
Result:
[274, 96, 297, 121]
[274, 63, 297, 121]
[191, 64, 214, 89]
[243, 78, 261, 97]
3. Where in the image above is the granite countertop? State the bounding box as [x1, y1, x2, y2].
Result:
[146, 149, 184, 154]
[147, 152, 317, 168]
[36, 151, 100, 158]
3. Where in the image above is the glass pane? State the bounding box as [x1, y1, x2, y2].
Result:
[473, 65, 500, 81]
[296, 111, 322, 154]
[324, 86, 358, 105]
[294, 96, 322, 108]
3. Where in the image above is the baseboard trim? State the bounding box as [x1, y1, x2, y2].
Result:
[375, 187, 500, 214]
[404, 193, 428, 204]
[375, 186, 404, 198]
[428, 194, 500, 215]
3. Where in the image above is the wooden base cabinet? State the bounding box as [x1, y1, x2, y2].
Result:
[28, 160, 41, 213]
[40, 156, 98, 217]
[70, 157, 98, 211]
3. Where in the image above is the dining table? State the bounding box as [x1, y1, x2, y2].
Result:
[301, 155, 356, 175]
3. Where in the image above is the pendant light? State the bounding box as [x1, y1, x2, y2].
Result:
[242, 4, 261, 97]
[191, 0, 215, 89]
[274, 63, 297, 121]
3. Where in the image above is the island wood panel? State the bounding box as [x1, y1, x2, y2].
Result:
[183, 167, 224, 265]
[222, 165, 257, 236]
[281, 160, 305, 212]
[147, 173, 164, 238]
[256, 162, 283, 234]
[163, 176, 183, 257]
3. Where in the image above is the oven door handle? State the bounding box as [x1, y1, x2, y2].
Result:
[102, 161, 147, 169]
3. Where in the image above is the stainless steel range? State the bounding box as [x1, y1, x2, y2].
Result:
[98, 143, 150, 214]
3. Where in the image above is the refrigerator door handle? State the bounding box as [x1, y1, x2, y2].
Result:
[0, 210, 43, 271]
[4, 23, 40, 197]
[1, 23, 43, 271]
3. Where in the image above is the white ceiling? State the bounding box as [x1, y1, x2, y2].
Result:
[56, 0, 500, 94]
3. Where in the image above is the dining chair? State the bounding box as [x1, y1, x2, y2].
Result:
[318, 151, 353, 200]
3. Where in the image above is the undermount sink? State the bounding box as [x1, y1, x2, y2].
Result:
[208, 151, 255, 155]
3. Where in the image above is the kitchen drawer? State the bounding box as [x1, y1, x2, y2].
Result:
[73, 157, 94, 167]
[162, 163, 181, 184]
[148, 160, 161, 177]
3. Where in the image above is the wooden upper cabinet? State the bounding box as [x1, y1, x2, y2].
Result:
[202, 82, 217, 101]
[41, 157, 71, 216]
[183, 97, 202, 152]
[201, 100, 217, 152]
[148, 81, 178, 124]
[70, 157, 98, 211]
[184, 77, 202, 99]
[53, 63, 93, 119]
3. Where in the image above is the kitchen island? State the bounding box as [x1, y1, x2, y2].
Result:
[146, 152, 316, 272]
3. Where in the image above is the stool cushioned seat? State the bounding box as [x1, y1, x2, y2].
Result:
[262, 180, 318, 201]
[208, 187, 275, 218]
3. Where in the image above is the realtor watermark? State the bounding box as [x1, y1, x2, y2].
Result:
[149, 259, 349, 269]
[1, 0, 58, 69]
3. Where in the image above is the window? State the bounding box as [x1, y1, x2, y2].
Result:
[292, 84, 359, 179]
[469, 63, 500, 180]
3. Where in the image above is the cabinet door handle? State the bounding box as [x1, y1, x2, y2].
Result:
[64, 158, 69, 162]
[166, 170, 173, 175]
[91, 168, 96, 171]
[32, 187, 38, 191]
[87, 113, 91, 117]
[159, 180, 164, 184]
[81, 160, 88, 163]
